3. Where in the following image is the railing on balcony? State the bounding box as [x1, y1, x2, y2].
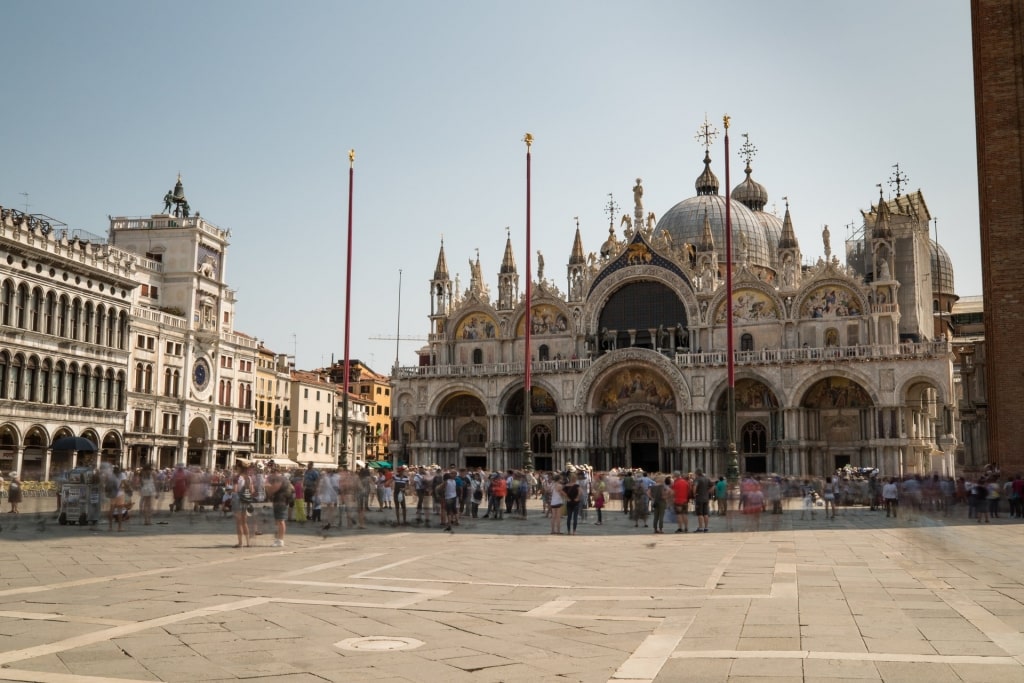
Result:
[133, 306, 187, 329]
[396, 341, 950, 379]
[131, 422, 154, 433]
[110, 215, 228, 241]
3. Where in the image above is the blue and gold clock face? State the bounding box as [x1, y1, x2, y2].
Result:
[193, 358, 210, 390]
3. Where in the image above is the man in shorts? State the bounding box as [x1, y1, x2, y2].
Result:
[693, 468, 712, 533]
[671, 470, 691, 533]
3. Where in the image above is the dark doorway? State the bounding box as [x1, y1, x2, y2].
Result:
[744, 455, 767, 474]
[834, 454, 851, 471]
[466, 455, 487, 470]
[534, 456, 553, 472]
[631, 442, 660, 473]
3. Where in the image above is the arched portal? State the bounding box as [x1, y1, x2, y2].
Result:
[507, 386, 557, 471]
[717, 377, 780, 474]
[801, 376, 874, 474]
[440, 392, 489, 469]
[187, 418, 210, 468]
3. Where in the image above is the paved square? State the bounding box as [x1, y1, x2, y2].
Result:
[1, 501, 1022, 682]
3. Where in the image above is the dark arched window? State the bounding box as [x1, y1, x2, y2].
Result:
[598, 280, 688, 351]
[472, 348, 483, 364]
[740, 333, 754, 351]
[531, 424, 552, 454]
[538, 345, 549, 361]
[741, 421, 767, 453]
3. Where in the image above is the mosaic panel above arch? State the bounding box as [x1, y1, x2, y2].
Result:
[439, 393, 488, 417]
[455, 313, 498, 340]
[594, 366, 676, 412]
[507, 385, 558, 414]
[800, 285, 863, 319]
[714, 288, 779, 323]
[802, 376, 873, 409]
[516, 304, 569, 336]
[716, 377, 780, 410]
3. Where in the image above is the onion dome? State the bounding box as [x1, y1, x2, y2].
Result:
[930, 240, 955, 296]
[695, 150, 719, 196]
[732, 162, 768, 211]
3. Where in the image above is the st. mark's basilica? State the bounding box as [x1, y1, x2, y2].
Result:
[392, 138, 959, 479]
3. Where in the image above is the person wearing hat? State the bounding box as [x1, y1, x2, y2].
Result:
[7, 471, 21, 514]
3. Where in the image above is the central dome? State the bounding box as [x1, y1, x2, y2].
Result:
[653, 151, 780, 272]
[655, 195, 774, 269]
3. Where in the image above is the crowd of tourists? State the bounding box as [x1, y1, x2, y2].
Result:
[18, 462, 1024, 542]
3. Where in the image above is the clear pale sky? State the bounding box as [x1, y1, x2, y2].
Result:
[1, 1, 978, 373]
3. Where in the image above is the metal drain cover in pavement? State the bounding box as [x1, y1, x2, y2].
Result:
[335, 636, 424, 652]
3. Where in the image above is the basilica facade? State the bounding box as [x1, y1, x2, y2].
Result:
[391, 150, 958, 479]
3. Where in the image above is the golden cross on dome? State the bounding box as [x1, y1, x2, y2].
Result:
[740, 133, 758, 167]
[694, 114, 719, 151]
[604, 193, 620, 227]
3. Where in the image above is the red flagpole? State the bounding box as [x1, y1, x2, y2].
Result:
[523, 133, 534, 470]
[724, 119, 734, 390]
[342, 149, 355, 468]
[723, 116, 739, 481]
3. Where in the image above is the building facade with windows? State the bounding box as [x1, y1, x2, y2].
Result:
[0, 207, 135, 479]
[335, 386, 371, 470]
[324, 360, 391, 463]
[288, 370, 336, 467]
[110, 177, 258, 470]
[254, 343, 292, 461]
[392, 153, 960, 479]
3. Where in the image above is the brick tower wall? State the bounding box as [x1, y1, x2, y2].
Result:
[973, 0, 1024, 474]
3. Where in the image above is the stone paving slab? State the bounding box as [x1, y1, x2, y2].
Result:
[0, 499, 1022, 681]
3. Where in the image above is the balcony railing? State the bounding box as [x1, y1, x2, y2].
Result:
[396, 341, 950, 379]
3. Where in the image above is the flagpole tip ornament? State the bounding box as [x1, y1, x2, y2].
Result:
[349, 149, 356, 166]
[723, 114, 731, 130]
[523, 133, 534, 149]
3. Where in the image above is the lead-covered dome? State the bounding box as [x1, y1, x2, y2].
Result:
[656, 195, 773, 268]
[930, 239, 955, 296]
[654, 152, 777, 271]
